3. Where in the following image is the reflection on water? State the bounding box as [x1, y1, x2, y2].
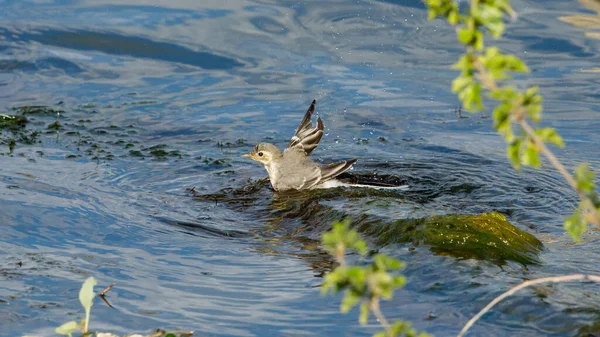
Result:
[2, 0, 600, 337]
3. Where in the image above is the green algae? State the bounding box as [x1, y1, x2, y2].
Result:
[0, 114, 28, 130]
[358, 212, 543, 265]
[13, 105, 64, 115]
[2, 104, 187, 160]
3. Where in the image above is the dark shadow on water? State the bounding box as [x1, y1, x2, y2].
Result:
[154, 217, 253, 239]
[0, 27, 244, 70]
[0, 57, 83, 74]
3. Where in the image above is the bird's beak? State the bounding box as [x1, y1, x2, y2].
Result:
[242, 153, 252, 158]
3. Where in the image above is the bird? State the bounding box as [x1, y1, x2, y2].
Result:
[243, 99, 358, 192]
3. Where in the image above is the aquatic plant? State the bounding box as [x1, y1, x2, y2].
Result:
[321, 220, 431, 337]
[425, 0, 599, 241]
[55, 276, 97, 337]
[53, 278, 191, 337]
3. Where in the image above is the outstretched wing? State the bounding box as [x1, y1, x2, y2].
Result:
[287, 99, 324, 156]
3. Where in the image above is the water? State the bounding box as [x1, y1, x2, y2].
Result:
[2, 0, 600, 336]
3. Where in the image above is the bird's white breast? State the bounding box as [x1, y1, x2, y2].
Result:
[264, 162, 281, 187]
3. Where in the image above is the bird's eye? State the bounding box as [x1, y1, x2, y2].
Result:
[258, 152, 263, 157]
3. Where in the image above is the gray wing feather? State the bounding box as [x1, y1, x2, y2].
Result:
[287, 99, 324, 156]
[319, 159, 358, 182]
[297, 158, 358, 189]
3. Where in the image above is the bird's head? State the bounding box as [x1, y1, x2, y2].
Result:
[242, 143, 282, 165]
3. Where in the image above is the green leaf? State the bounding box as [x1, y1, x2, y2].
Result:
[489, 68, 509, 81]
[390, 321, 412, 335]
[478, 4, 503, 22]
[525, 104, 542, 122]
[322, 267, 350, 295]
[346, 266, 367, 291]
[460, 83, 484, 112]
[55, 321, 79, 337]
[392, 275, 407, 288]
[322, 219, 367, 256]
[535, 128, 565, 148]
[448, 10, 459, 25]
[452, 54, 472, 71]
[565, 204, 585, 242]
[490, 86, 517, 101]
[507, 139, 522, 169]
[507, 56, 529, 72]
[354, 240, 367, 256]
[474, 31, 484, 50]
[525, 86, 539, 97]
[452, 75, 472, 93]
[487, 20, 505, 38]
[521, 141, 541, 168]
[369, 271, 395, 299]
[79, 276, 97, 333]
[428, 9, 438, 21]
[359, 302, 370, 325]
[575, 164, 595, 193]
[341, 292, 360, 313]
[485, 47, 500, 59]
[492, 102, 511, 139]
[458, 28, 474, 45]
[523, 87, 542, 121]
[373, 331, 387, 337]
[373, 254, 404, 271]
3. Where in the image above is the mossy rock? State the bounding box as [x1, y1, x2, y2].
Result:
[195, 180, 543, 265]
[358, 212, 543, 265]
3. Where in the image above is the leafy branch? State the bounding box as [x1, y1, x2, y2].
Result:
[321, 220, 431, 337]
[426, 0, 600, 240]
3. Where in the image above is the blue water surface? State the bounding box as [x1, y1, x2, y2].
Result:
[2, 1, 600, 336]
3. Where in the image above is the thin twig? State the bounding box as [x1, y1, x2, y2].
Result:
[97, 283, 115, 309]
[457, 274, 600, 337]
[371, 299, 393, 337]
[98, 283, 115, 296]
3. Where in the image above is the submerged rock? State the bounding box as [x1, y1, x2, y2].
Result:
[358, 212, 543, 265]
[194, 179, 544, 265]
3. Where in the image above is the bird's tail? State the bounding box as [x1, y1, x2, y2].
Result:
[317, 179, 409, 190]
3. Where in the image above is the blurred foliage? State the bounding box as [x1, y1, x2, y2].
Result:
[322, 220, 431, 337]
[425, 0, 599, 241]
